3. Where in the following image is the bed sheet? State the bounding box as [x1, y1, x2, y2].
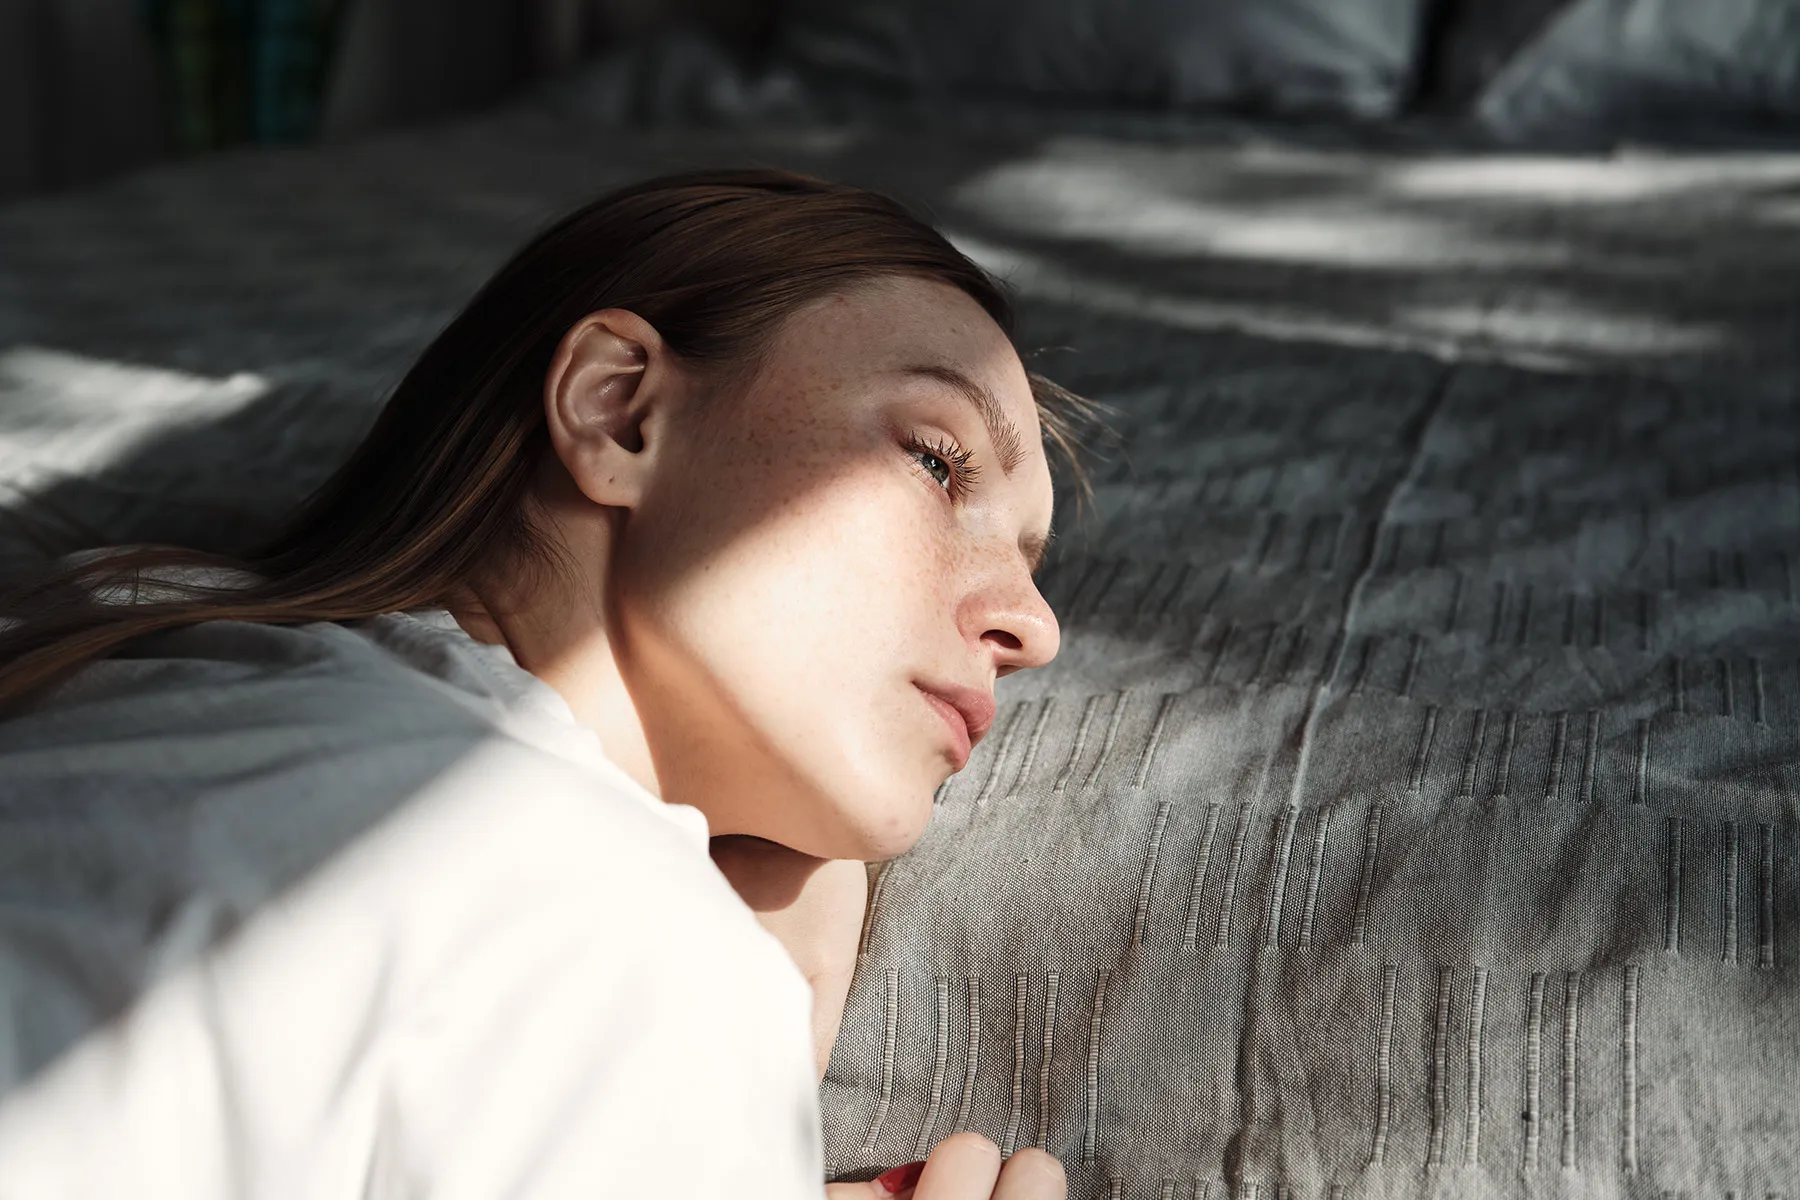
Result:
[2, 109, 1798, 1199]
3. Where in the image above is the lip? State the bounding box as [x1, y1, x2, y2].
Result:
[915, 681, 997, 770]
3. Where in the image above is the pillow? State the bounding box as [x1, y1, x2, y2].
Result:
[1476, 0, 1800, 145]
[774, 0, 1433, 121]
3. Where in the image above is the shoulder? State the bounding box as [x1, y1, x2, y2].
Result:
[381, 736, 811, 1014]
[17, 615, 476, 728]
[366, 747, 821, 1193]
[6, 612, 569, 775]
[0, 664, 806, 1070]
[314, 731, 799, 985]
[0, 732, 819, 1194]
[0, 611, 785, 994]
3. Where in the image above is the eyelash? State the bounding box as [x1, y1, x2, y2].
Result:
[903, 432, 982, 500]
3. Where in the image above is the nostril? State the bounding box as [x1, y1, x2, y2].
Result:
[985, 629, 1023, 651]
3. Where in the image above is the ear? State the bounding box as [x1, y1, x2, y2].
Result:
[543, 309, 680, 509]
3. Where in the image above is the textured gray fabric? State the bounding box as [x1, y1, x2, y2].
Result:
[828, 352, 1800, 1198]
[774, 0, 1430, 120]
[1478, 0, 1800, 146]
[1, 108, 1798, 1198]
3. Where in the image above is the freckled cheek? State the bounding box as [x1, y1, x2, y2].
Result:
[634, 467, 953, 664]
[789, 478, 952, 634]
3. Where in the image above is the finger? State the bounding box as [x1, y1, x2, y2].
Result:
[990, 1148, 1066, 1200]
[914, 1132, 1003, 1200]
[823, 1160, 927, 1199]
[822, 1180, 904, 1199]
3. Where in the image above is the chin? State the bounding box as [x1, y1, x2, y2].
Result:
[735, 714, 950, 859]
[811, 772, 939, 862]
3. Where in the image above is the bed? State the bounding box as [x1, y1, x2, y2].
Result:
[3, 39, 1798, 1200]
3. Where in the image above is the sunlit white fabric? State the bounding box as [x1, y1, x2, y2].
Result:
[0, 610, 825, 1198]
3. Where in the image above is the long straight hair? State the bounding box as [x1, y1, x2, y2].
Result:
[0, 168, 1098, 711]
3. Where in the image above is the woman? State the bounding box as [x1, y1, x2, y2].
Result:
[0, 170, 1090, 1197]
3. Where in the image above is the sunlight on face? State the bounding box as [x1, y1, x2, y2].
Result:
[609, 277, 1060, 861]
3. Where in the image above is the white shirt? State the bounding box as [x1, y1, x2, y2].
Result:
[0, 609, 826, 1198]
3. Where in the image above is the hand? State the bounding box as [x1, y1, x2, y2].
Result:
[825, 1133, 1066, 1199]
[708, 836, 871, 1081]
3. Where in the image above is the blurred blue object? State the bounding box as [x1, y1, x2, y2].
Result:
[255, 0, 349, 141]
[143, 0, 347, 151]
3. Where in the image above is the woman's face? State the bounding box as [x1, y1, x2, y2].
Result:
[610, 276, 1060, 861]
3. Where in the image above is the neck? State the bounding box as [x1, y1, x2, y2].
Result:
[447, 562, 663, 802]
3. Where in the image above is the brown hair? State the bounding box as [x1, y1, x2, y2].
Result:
[0, 168, 1101, 712]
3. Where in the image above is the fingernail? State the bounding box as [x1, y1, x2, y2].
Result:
[876, 1160, 927, 1193]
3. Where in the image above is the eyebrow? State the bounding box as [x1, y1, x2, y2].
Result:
[895, 363, 1052, 578]
[899, 364, 1027, 477]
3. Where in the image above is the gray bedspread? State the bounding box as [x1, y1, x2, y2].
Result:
[1, 107, 1797, 1199]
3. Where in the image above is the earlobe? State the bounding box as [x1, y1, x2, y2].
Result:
[543, 310, 669, 507]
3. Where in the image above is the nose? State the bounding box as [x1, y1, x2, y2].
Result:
[975, 564, 1061, 678]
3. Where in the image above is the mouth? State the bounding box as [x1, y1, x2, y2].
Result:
[915, 682, 997, 771]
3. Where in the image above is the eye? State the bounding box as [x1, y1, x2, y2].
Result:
[904, 433, 980, 499]
[913, 447, 952, 488]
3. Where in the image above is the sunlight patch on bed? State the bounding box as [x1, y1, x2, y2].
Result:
[1754, 195, 1800, 225]
[0, 346, 268, 497]
[1383, 155, 1800, 204]
[1395, 298, 1724, 356]
[954, 231, 1486, 364]
[952, 149, 1571, 270]
[951, 231, 1724, 371]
